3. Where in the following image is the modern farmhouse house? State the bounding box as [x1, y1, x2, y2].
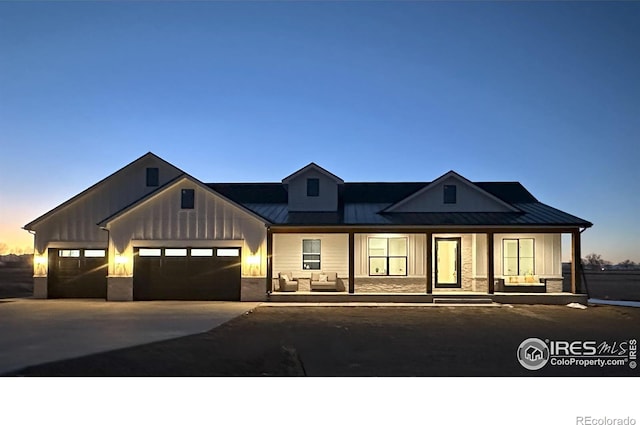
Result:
[24, 152, 592, 303]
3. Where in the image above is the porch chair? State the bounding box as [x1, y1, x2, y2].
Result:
[278, 272, 299, 292]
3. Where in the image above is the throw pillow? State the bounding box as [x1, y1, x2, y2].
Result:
[319, 274, 328, 282]
[282, 274, 289, 282]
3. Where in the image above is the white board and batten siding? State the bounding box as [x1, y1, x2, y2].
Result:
[473, 233, 562, 278]
[272, 233, 349, 278]
[105, 178, 267, 277]
[353, 234, 426, 277]
[30, 154, 183, 253]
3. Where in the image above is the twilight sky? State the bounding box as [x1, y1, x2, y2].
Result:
[0, 1, 638, 262]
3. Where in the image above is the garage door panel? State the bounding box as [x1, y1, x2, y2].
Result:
[133, 247, 241, 301]
[48, 248, 107, 298]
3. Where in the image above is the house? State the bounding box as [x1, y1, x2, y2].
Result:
[23, 152, 592, 303]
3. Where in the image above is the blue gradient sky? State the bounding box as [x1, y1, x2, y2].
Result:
[1, 1, 638, 261]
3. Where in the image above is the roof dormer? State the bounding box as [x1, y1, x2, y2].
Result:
[282, 163, 344, 212]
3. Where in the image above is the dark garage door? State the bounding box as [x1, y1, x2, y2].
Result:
[133, 247, 241, 301]
[48, 248, 108, 298]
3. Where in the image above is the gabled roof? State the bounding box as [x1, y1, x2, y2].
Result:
[217, 179, 591, 228]
[382, 170, 520, 213]
[282, 162, 344, 184]
[23, 152, 183, 230]
[98, 174, 270, 227]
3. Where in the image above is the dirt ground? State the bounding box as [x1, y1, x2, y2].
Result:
[582, 271, 640, 301]
[6, 304, 639, 377]
[0, 266, 33, 299]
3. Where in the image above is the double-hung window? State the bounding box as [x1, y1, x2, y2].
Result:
[368, 237, 407, 276]
[503, 238, 535, 275]
[302, 239, 321, 270]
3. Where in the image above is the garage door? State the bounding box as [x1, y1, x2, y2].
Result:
[48, 248, 108, 298]
[133, 247, 241, 301]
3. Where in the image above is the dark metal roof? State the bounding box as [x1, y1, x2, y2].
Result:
[207, 181, 536, 204]
[207, 181, 591, 228]
[342, 183, 427, 203]
[207, 183, 288, 203]
[243, 202, 591, 227]
[475, 182, 538, 203]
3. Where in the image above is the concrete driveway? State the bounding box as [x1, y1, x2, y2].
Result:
[0, 298, 258, 375]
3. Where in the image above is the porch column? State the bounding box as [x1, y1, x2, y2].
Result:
[266, 227, 273, 293]
[571, 229, 582, 294]
[487, 232, 495, 294]
[426, 232, 433, 294]
[348, 231, 355, 294]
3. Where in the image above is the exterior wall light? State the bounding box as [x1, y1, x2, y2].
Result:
[114, 254, 129, 276]
[246, 254, 261, 276]
[34, 254, 47, 276]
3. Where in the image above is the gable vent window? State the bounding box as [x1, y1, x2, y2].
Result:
[181, 189, 195, 209]
[307, 178, 320, 197]
[443, 185, 457, 204]
[146, 168, 159, 187]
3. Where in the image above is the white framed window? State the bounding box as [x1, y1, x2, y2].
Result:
[368, 237, 407, 276]
[59, 250, 80, 257]
[302, 239, 321, 270]
[503, 238, 535, 276]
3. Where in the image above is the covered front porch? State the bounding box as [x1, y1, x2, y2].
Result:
[266, 226, 586, 300]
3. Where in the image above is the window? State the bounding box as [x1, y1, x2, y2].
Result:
[217, 248, 240, 257]
[139, 248, 161, 257]
[444, 185, 457, 204]
[503, 238, 535, 276]
[368, 237, 407, 276]
[191, 248, 213, 257]
[59, 250, 80, 257]
[307, 178, 320, 197]
[181, 189, 195, 209]
[146, 168, 159, 187]
[165, 248, 187, 256]
[84, 249, 106, 258]
[302, 239, 321, 270]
